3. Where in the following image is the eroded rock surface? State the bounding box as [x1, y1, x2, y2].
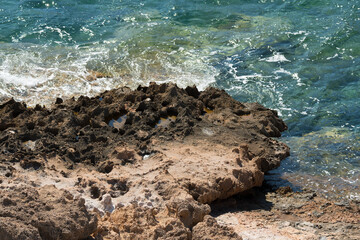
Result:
[0, 185, 97, 240]
[0, 83, 290, 239]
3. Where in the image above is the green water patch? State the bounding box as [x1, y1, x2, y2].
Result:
[270, 127, 360, 200]
[213, 13, 292, 33]
[1, 1, 296, 105]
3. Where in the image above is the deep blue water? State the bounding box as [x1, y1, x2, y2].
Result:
[0, 0, 359, 200]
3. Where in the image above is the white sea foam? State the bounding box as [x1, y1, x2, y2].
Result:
[274, 68, 292, 75]
[0, 71, 47, 87]
[0, 51, 49, 87]
[262, 53, 290, 62]
[274, 68, 306, 86]
[0, 42, 217, 105]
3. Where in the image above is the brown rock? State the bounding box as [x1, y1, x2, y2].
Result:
[0, 185, 97, 240]
[97, 204, 191, 240]
[0, 83, 290, 239]
[192, 215, 242, 240]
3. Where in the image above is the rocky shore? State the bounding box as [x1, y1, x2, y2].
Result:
[0, 83, 358, 239]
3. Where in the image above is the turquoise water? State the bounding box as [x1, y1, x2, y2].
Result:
[1, 0, 359, 200]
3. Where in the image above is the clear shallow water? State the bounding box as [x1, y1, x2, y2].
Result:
[1, 0, 359, 200]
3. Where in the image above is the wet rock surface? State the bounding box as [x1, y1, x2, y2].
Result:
[0, 83, 291, 239]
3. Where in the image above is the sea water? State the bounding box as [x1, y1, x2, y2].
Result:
[1, 0, 359, 200]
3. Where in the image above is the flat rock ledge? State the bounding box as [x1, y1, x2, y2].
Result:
[0, 83, 289, 239]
